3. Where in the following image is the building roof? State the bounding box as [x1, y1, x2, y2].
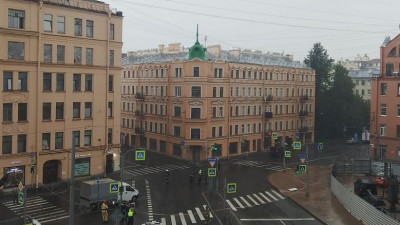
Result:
[188, 25, 206, 61]
[348, 69, 380, 78]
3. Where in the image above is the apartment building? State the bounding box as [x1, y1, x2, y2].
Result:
[0, 0, 122, 189]
[121, 35, 315, 162]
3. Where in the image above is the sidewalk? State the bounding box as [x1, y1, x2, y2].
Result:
[268, 165, 363, 225]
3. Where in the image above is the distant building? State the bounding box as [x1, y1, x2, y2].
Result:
[0, 0, 122, 189]
[120, 30, 315, 162]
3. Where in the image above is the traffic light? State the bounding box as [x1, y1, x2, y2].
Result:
[212, 143, 218, 151]
[267, 132, 272, 136]
[30, 166, 34, 174]
[295, 165, 300, 174]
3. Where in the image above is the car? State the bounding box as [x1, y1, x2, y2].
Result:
[375, 177, 387, 187]
[364, 190, 385, 210]
[354, 178, 377, 197]
[345, 138, 355, 144]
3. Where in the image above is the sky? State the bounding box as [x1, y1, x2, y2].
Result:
[104, 0, 400, 62]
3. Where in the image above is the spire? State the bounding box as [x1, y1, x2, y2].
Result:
[196, 24, 199, 43]
[188, 25, 206, 60]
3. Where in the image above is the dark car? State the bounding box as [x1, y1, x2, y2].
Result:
[354, 178, 377, 197]
[364, 190, 385, 210]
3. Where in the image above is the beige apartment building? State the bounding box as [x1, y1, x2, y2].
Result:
[0, 0, 122, 189]
[121, 37, 315, 162]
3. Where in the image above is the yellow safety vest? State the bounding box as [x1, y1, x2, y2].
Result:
[128, 209, 133, 217]
[101, 203, 108, 211]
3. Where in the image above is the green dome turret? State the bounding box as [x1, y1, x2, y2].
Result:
[188, 25, 206, 60]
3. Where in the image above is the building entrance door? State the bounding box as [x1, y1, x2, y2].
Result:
[106, 154, 114, 173]
[43, 160, 60, 184]
[192, 146, 201, 165]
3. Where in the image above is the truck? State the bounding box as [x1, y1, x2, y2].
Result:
[79, 178, 139, 211]
[362, 130, 370, 143]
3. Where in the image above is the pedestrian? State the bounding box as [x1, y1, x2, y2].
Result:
[203, 205, 210, 225]
[198, 169, 203, 184]
[101, 200, 108, 223]
[189, 172, 194, 186]
[127, 207, 134, 225]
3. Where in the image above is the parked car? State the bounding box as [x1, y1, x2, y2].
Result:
[354, 178, 377, 197]
[375, 177, 387, 187]
[364, 190, 385, 210]
[345, 138, 355, 144]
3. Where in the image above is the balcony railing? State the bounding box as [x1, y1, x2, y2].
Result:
[134, 127, 143, 134]
[135, 92, 144, 99]
[299, 110, 309, 117]
[264, 112, 273, 118]
[265, 95, 273, 101]
[299, 95, 309, 102]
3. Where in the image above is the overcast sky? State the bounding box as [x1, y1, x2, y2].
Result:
[104, 0, 400, 62]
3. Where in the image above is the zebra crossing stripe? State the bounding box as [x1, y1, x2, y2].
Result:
[265, 191, 278, 201]
[170, 215, 176, 225]
[267, 166, 283, 171]
[195, 207, 205, 220]
[16, 207, 62, 216]
[179, 212, 187, 225]
[161, 218, 166, 225]
[259, 192, 272, 202]
[202, 205, 213, 218]
[226, 200, 237, 211]
[253, 193, 265, 204]
[271, 190, 285, 200]
[30, 210, 68, 221]
[246, 195, 259, 205]
[187, 210, 196, 223]
[8, 201, 48, 209]
[39, 215, 69, 224]
[17, 206, 57, 214]
[240, 197, 252, 207]
[233, 198, 245, 208]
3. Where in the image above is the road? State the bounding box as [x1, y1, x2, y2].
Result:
[0, 140, 369, 225]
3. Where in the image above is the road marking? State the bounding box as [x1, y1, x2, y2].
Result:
[226, 200, 237, 211]
[187, 210, 196, 223]
[240, 218, 316, 221]
[32, 211, 68, 221]
[233, 198, 245, 208]
[203, 205, 213, 218]
[16, 207, 62, 215]
[259, 192, 272, 202]
[39, 215, 70, 224]
[17, 206, 57, 214]
[272, 190, 285, 200]
[179, 212, 187, 225]
[240, 196, 252, 207]
[265, 191, 279, 201]
[161, 218, 166, 225]
[267, 166, 284, 171]
[195, 207, 205, 220]
[253, 193, 265, 204]
[171, 215, 176, 225]
[246, 195, 259, 205]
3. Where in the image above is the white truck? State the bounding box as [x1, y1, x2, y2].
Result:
[362, 130, 370, 143]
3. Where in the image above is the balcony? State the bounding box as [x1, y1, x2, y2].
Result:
[265, 95, 273, 101]
[299, 110, 309, 117]
[135, 92, 144, 99]
[264, 112, 273, 118]
[299, 95, 309, 102]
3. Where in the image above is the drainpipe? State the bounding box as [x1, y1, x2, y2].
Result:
[36, 0, 43, 189]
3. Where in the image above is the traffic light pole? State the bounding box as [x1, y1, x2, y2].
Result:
[69, 142, 76, 225]
[305, 144, 309, 197]
[23, 186, 27, 224]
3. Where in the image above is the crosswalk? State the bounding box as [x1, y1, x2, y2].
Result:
[234, 160, 286, 171]
[145, 189, 285, 225]
[124, 164, 190, 177]
[2, 195, 69, 224]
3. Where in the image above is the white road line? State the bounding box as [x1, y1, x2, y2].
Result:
[171, 215, 176, 225]
[195, 207, 205, 220]
[259, 192, 272, 202]
[39, 215, 69, 224]
[179, 212, 187, 225]
[272, 190, 285, 200]
[253, 193, 265, 204]
[240, 218, 316, 221]
[32, 211, 68, 221]
[161, 218, 166, 225]
[240, 197, 252, 207]
[202, 205, 213, 218]
[233, 198, 245, 208]
[20, 206, 57, 214]
[8, 202, 48, 209]
[246, 195, 259, 205]
[17, 207, 62, 215]
[226, 200, 237, 211]
[187, 210, 196, 223]
[266, 191, 279, 201]
[267, 166, 284, 171]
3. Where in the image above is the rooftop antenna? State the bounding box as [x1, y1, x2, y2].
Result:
[204, 35, 208, 48]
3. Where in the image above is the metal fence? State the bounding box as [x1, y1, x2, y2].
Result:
[333, 159, 371, 175]
[331, 174, 400, 225]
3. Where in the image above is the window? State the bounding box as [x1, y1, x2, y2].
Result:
[109, 50, 114, 66]
[380, 104, 387, 116]
[191, 86, 201, 97]
[193, 67, 199, 77]
[18, 72, 27, 91]
[43, 73, 52, 91]
[109, 23, 115, 39]
[74, 18, 82, 35]
[220, 87, 224, 97]
[212, 107, 216, 117]
[3, 103, 12, 122]
[42, 133, 50, 150]
[213, 87, 217, 98]
[85, 74, 92, 91]
[86, 20, 93, 37]
[17, 134, 26, 153]
[214, 68, 222, 78]
[398, 104, 400, 117]
[108, 75, 114, 91]
[191, 128, 201, 139]
[212, 127, 216, 137]
[57, 45, 65, 63]
[73, 74, 81, 91]
[74, 47, 82, 64]
[107, 128, 112, 144]
[174, 86, 181, 97]
[398, 83, 400, 96]
[57, 16, 65, 33]
[2, 136, 12, 154]
[56, 102, 64, 120]
[108, 102, 113, 117]
[42, 103, 51, 120]
[56, 73, 64, 91]
[8, 41, 24, 60]
[386, 63, 394, 76]
[73, 102, 80, 119]
[397, 125, 400, 138]
[3, 71, 13, 91]
[18, 103, 27, 121]
[174, 106, 181, 117]
[380, 124, 386, 136]
[43, 14, 52, 32]
[191, 108, 201, 119]
[73, 131, 80, 147]
[84, 130, 92, 146]
[85, 102, 92, 118]
[219, 126, 223, 136]
[173, 126, 181, 137]
[381, 83, 387, 95]
[219, 106, 223, 117]
[86, 48, 93, 65]
[175, 68, 182, 77]
[55, 132, 63, 149]
[8, 9, 25, 29]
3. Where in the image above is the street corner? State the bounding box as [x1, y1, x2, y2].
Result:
[267, 170, 306, 196]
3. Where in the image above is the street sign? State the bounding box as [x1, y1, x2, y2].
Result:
[284, 151, 291, 158]
[293, 141, 301, 150]
[298, 154, 308, 163]
[208, 158, 217, 167]
[208, 168, 217, 177]
[272, 132, 277, 140]
[109, 182, 119, 193]
[18, 192, 24, 205]
[317, 142, 323, 150]
[135, 150, 146, 161]
[18, 181, 24, 192]
[30, 152, 34, 158]
[299, 164, 307, 173]
[180, 140, 185, 147]
[227, 183, 237, 194]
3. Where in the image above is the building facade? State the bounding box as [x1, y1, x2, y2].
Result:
[370, 34, 400, 170]
[0, 0, 122, 189]
[121, 40, 315, 162]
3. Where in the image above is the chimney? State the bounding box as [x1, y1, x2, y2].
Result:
[229, 48, 241, 59]
[158, 44, 164, 53]
[207, 45, 221, 58]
